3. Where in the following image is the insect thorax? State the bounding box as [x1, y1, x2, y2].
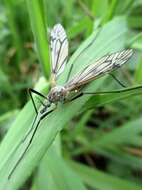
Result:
[48, 85, 67, 103]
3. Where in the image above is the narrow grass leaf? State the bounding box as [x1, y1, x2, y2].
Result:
[26, 0, 50, 78]
[34, 148, 86, 190]
[68, 161, 142, 190]
[0, 17, 132, 190]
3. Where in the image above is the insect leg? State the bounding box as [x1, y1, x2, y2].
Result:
[68, 90, 114, 102]
[69, 92, 84, 102]
[109, 73, 126, 88]
[40, 106, 57, 120]
[28, 88, 48, 114]
[21, 89, 47, 143]
[8, 117, 41, 180]
[68, 86, 142, 103]
[29, 88, 48, 99]
[6, 90, 48, 181]
[8, 108, 55, 180]
[64, 28, 102, 84]
[17, 89, 48, 145]
[82, 86, 142, 95]
[36, 97, 46, 107]
[6, 114, 38, 181]
[65, 63, 74, 83]
[72, 28, 102, 66]
[20, 115, 38, 144]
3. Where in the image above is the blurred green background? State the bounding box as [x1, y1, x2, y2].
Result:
[0, 0, 142, 190]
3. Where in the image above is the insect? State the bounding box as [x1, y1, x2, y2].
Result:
[8, 24, 133, 179]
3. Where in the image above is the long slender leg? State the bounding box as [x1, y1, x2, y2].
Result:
[20, 89, 47, 144]
[7, 89, 49, 180]
[65, 63, 74, 83]
[21, 115, 37, 143]
[69, 92, 84, 102]
[28, 88, 48, 114]
[40, 107, 56, 120]
[36, 97, 46, 107]
[10, 94, 37, 159]
[28, 88, 38, 114]
[64, 28, 102, 84]
[8, 88, 51, 179]
[65, 28, 101, 84]
[29, 88, 47, 100]
[7, 114, 38, 181]
[8, 108, 55, 180]
[68, 86, 142, 102]
[8, 118, 41, 180]
[72, 28, 102, 66]
[109, 73, 126, 88]
[67, 90, 113, 102]
[66, 30, 101, 82]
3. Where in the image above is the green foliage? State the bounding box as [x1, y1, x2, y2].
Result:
[0, 0, 142, 190]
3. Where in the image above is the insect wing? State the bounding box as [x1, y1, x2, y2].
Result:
[50, 24, 68, 78]
[65, 49, 133, 90]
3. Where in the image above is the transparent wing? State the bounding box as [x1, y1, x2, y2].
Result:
[50, 23, 68, 78]
[65, 49, 133, 91]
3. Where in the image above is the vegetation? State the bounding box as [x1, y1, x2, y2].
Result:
[0, 0, 142, 190]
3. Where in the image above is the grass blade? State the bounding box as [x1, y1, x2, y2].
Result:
[68, 161, 142, 190]
[0, 17, 135, 190]
[26, 0, 50, 78]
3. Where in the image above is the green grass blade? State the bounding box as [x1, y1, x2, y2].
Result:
[26, 0, 50, 78]
[128, 16, 142, 29]
[68, 161, 142, 190]
[102, 0, 118, 24]
[34, 148, 86, 190]
[4, 0, 23, 70]
[74, 117, 142, 170]
[92, 117, 142, 169]
[0, 17, 135, 190]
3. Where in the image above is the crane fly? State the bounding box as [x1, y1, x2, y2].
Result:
[8, 23, 134, 179]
